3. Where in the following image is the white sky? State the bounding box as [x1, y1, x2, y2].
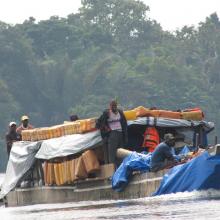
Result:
[0, 0, 220, 31]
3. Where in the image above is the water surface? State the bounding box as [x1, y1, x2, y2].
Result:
[1, 189, 220, 220]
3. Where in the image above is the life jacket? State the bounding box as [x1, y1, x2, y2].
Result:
[142, 127, 160, 152]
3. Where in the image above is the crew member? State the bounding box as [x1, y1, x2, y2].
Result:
[142, 126, 160, 152]
[150, 133, 178, 172]
[5, 122, 21, 157]
[96, 100, 128, 164]
[16, 115, 34, 134]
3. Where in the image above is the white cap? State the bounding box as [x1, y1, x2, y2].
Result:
[9, 121, 16, 127]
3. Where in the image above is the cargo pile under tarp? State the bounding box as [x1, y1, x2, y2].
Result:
[0, 130, 102, 199]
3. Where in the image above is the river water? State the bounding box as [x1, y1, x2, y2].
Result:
[1, 174, 220, 220]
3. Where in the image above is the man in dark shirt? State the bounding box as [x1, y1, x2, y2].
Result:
[96, 100, 128, 164]
[150, 133, 178, 172]
[5, 122, 21, 157]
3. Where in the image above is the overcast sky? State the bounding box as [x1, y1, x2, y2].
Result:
[0, 0, 220, 31]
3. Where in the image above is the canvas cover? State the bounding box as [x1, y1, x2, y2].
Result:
[112, 152, 151, 191]
[0, 141, 41, 199]
[35, 130, 102, 160]
[153, 151, 220, 196]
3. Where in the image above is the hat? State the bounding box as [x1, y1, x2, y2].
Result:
[21, 115, 29, 121]
[9, 121, 16, 127]
[164, 133, 175, 142]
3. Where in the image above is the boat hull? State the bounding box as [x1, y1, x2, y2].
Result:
[6, 170, 166, 207]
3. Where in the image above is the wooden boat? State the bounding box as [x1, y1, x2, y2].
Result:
[2, 115, 215, 207]
[5, 169, 167, 207]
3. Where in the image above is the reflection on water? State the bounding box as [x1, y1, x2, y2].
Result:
[1, 189, 220, 220]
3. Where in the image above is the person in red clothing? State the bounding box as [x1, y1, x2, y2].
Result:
[142, 126, 160, 152]
[16, 115, 34, 134]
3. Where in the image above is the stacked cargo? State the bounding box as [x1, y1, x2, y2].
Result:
[21, 118, 97, 141]
[43, 150, 101, 186]
[132, 106, 204, 121]
[21, 107, 204, 141]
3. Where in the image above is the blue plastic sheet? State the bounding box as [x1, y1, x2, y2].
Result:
[112, 146, 194, 192]
[112, 152, 151, 192]
[153, 151, 220, 196]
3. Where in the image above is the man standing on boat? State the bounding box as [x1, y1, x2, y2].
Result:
[5, 122, 22, 157]
[16, 115, 34, 134]
[150, 133, 178, 172]
[96, 100, 128, 164]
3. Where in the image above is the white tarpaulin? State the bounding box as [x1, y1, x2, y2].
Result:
[35, 130, 102, 160]
[0, 141, 41, 199]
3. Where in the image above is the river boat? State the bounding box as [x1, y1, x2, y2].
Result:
[1, 109, 215, 207]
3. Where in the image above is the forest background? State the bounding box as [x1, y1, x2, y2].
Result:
[1, 0, 220, 171]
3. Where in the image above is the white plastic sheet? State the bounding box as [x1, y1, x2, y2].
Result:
[35, 130, 102, 160]
[0, 141, 41, 199]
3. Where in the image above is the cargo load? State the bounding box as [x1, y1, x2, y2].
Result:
[133, 106, 204, 120]
[21, 118, 96, 141]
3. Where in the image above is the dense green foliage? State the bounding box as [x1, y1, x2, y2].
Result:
[0, 0, 220, 171]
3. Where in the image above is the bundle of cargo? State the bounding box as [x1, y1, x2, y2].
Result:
[123, 110, 137, 121]
[63, 121, 81, 135]
[21, 118, 97, 141]
[82, 150, 100, 173]
[133, 106, 204, 121]
[181, 108, 204, 121]
[20, 129, 33, 141]
[43, 150, 100, 186]
[78, 118, 97, 133]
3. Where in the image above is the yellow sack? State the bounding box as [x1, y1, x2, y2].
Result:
[82, 150, 100, 174]
[75, 156, 88, 179]
[123, 110, 137, 121]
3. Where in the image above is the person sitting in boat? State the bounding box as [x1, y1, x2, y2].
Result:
[150, 133, 178, 172]
[5, 121, 21, 157]
[142, 126, 160, 153]
[96, 100, 128, 164]
[16, 115, 34, 134]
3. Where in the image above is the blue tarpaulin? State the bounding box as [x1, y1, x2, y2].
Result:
[112, 152, 151, 192]
[112, 146, 194, 192]
[153, 151, 220, 196]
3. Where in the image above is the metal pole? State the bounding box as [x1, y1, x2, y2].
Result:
[215, 136, 218, 145]
[195, 133, 199, 148]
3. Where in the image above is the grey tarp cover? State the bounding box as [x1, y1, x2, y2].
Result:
[0, 141, 41, 199]
[35, 130, 102, 160]
[128, 117, 214, 132]
[0, 118, 214, 198]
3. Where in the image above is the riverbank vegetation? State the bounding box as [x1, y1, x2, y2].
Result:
[1, 0, 220, 170]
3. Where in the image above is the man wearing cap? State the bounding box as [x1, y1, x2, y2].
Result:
[16, 115, 34, 134]
[150, 133, 178, 172]
[5, 122, 22, 157]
